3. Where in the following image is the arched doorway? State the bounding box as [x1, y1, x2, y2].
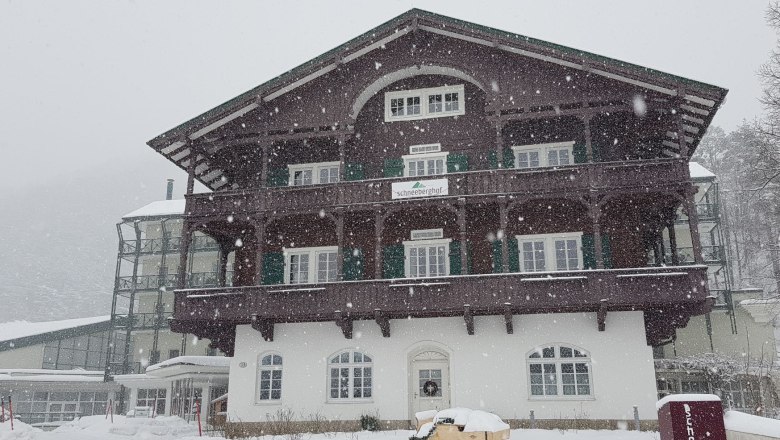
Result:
[409, 348, 451, 418]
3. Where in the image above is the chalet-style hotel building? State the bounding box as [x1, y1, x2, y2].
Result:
[145, 9, 727, 434]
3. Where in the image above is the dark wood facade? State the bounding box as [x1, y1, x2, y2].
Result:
[147, 10, 727, 355]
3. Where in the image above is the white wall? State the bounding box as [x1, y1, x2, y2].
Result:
[228, 311, 658, 423]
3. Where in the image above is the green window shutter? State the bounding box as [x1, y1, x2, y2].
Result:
[263, 252, 284, 285]
[449, 241, 462, 275]
[582, 234, 595, 269]
[342, 247, 364, 281]
[383, 158, 404, 178]
[345, 163, 365, 181]
[492, 240, 503, 273]
[508, 237, 520, 272]
[573, 141, 587, 164]
[446, 153, 469, 173]
[488, 150, 498, 169]
[601, 234, 612, 269]
[267, 168, 290, 187]
[582, 234, 612, 269]
[502, 148, 515, 169]
[382, 244, 405, 279]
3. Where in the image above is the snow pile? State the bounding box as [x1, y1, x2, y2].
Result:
[146, 355, 230, 372]
[52, 415, 198, 437]
[0, 316, 109, 343]
[655, 393, 720, 410]
[122, 200, 185, 219]
[724, 410, 780, 437]
[0, 418, 41, 440]
[412, 408, 509, 437]
[415, 410, 438, 422]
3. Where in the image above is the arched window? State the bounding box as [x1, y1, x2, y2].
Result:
[257, 353, 282, 401]
[527, 344, 592, 398]
[328, 350, 372, 400]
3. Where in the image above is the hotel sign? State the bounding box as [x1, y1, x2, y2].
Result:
[391, 178, 449, 200]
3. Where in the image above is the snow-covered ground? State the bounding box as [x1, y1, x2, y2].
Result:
[0, 415, 663, 440]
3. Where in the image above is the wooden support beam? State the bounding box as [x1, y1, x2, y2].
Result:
[683, 187, 705, 264]
[335, 312, 353, 339]
[499, 198, 509, 273]
[251, 316, 274, 342]
[374, 310, 390, 338]
[597, 301, 608, 332]
[335, 209, 345, 281]
[457, 199, 468, 275]
[464, 305, 474, 335]
[582, 114, 594, 163]
[254, 219, 266, 285]
[503, 304, 514, 335]
[374, 207, 384, 279]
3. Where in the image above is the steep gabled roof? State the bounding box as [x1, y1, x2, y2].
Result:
[148, 8, 727, 191]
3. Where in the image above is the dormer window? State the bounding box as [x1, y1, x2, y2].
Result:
[385, 85, 465, 122]
[512, 141, 575, 169]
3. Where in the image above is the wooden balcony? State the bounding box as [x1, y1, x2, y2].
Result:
[185, 159, 690, 218]
[170, 265, 713, 352]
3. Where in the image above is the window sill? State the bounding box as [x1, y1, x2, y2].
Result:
[528, 396, 595, 401]
[325, 399, 375, 404]
[254, 400, 283, 406]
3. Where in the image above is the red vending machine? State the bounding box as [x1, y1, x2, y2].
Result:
[657, 394, 726, 440]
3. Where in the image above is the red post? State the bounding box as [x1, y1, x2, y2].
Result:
[1, 397, 5, 423]
[106, 399, 114, 423]
[8, 395, 13, 431]
[153, 397, 157, 418]
[196, 399, 202, 437]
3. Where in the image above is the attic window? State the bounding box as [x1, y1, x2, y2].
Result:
[385, 85, 465, 122]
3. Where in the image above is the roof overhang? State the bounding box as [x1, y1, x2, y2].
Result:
[147, 8, 728, 192]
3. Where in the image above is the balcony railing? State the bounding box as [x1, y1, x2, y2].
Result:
[131, 312, 173, 329]
[171, 266, 710, 327]
[117, 271, 234, 292]
[664, 246, 724, 265]
[120, 236, 220, 255]
[186, 159, 690, 218]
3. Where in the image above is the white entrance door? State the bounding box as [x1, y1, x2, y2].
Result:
[411, 351, 450, 416]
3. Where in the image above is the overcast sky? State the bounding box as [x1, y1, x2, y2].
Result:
[0, 0, 776, 193]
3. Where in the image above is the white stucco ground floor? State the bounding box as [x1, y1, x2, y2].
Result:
[227, 311, 659, 431]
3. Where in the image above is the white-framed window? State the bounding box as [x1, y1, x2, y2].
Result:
[328, 350, 373, 401]
[402, 151, 449, 177]
[136, 388, 166, 415]
[288, 162, 340, 186]
[257, 353, 283, 401]
[516, 232, 583, 272]
[385, 85, 466, 122]
[528, 344, 592, 398]
[283, 246, 338, 284]
[511, 141, 575, 169]
[403, 237, 451, 278]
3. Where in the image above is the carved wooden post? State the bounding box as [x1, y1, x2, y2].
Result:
[374, 206, 384, 279]
[495, 118, 505, 168]
[583, 115, 594, 163]
[668, 219, 680, 265]
[261, 144, 270, 187]
[217, 240, 229, 287]
[338, 134, 347, 182]
[177, 220, 192, 289]
[590, 195, 604, 269]
[499, 198, 509, 273]
[253, 218, 266, 285]
[335, 208, 345, 281]
[457, 199, 468, 275]
[684, 187, 705, 264]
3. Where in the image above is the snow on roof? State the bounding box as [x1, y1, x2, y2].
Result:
[0, 368, 105, 382]
[689, 162, 715, 180]
[145, 355, 231, 372]
[724, 410, 780, 437]
[0, 315, 110, 343]
[122, 199, 185, 219]
[656, 393, 721, 410]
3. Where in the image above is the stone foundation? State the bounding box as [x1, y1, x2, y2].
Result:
[224, 419, 659, 438]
